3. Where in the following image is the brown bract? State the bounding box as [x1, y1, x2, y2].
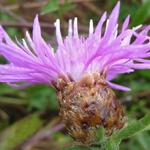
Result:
[56, 73, 124, 145]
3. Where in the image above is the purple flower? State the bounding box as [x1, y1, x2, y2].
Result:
[0, 2, 150, 91]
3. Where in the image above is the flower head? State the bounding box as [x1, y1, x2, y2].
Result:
[0, 2, 150, 91]
[1, 2, 150, 144]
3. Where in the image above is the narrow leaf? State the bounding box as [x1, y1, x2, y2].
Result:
[136, 132, 150, 150]
[41, 0, 59, 14]
[131, 1, 150, 26]
[0, 114, 43, 150]
[112, 113, 150, 141]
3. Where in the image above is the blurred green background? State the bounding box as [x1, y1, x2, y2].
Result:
[0, 0, 150, 150]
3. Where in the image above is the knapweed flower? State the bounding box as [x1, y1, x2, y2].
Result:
[0, 2, 150, 144]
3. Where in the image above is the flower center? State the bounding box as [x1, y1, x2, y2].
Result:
[56, 73, 125, 144]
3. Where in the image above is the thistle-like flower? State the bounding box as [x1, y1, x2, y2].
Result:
[0, 2, 150, 144]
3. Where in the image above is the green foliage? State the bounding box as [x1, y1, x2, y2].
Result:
[105, 113, 150, 150]
[41, 0, 75, 15]
[27, 85, 58, 111]
[0, 14, 21, 38]
[58, 1, 76, 14]
[131, 1, 150, 26]
[136, 133, 150, 149]
[41, 0, 59, 14]
[112, 113, 150, 141]
[0, 84, 58, 111]
[0, 114, 43, 150]
[133, 132, 150, 150]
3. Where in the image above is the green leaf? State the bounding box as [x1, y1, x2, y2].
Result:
[106, 139, 119, 150]
[112, 113, 150, 141]
[59, 1, 76, 13]
[96, 127, 105, 142]
[131, 1, 150, 26]
[136, 132, 150, 150]
[0, 114, 43, 150]
[105, 113, 150, 150]
[41, 0, 59, 14]
[138, 70, 150, 79]
[27, 85, 58, 111]
[120, 131, 150, 150]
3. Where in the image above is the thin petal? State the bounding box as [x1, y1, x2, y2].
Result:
[107, 81, 131, 91]
[54, 19, 63, 45]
